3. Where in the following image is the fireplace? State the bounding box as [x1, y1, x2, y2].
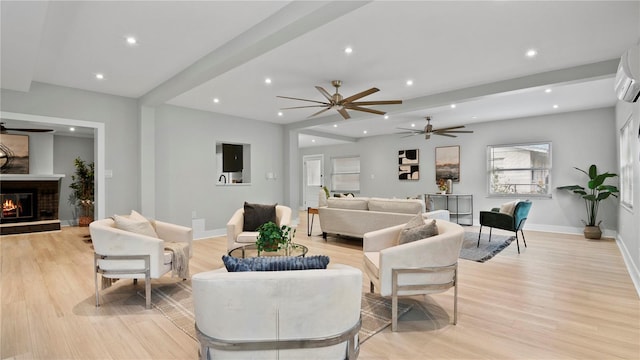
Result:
[0, 175, 63, 235]
[1, 191, 36, 222]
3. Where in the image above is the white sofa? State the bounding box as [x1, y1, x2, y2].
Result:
[192, 264, 362, 359]
[318, 197, 450, 239]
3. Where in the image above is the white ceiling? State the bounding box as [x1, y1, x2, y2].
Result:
[1, 1, 638, 147]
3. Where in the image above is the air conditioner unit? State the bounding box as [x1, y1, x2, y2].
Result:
[614, 42, 640, 103]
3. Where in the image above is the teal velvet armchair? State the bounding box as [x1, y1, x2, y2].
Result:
[478, 200, 532, 254]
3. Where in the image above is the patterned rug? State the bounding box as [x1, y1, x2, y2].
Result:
[460, 231, 515, 262]
[138, 282, 411, 344]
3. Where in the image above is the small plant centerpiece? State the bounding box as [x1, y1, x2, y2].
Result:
[557, 164, 619, 239]
[68, 157, 95, 227]
[437, 178, 448, 194]
[256, 221, 296, 253]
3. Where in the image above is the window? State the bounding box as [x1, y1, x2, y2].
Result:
[619, 115, 633, 210]
[487, 142, 551, 197]
[331, 156, 360, 193]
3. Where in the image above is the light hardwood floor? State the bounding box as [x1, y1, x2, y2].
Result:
[1, 212, 639, 359]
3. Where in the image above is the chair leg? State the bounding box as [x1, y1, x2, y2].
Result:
[453, 267, 458, 325]
[488, 228, 492, 243]
[477, 225, 482, 248]
[370, 281, 374, 293]
[520, 229, 527, 248]
[145, 272, 151, 309]
[514, 232, 520, 254]
[391, 293, 398, 332]
[94, 259, 100, 307]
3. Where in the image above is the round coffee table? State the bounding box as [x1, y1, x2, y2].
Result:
[228, 243, 308, 258]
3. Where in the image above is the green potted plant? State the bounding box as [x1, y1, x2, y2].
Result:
[68, 157, 95, 227]
[256, 221, 295, 253]
[557, 164, 619, 239]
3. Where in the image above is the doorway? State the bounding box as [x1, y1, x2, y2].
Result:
[302, 154, 324, 209]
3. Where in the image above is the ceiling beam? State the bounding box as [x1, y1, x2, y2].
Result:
[140, 1, 372, 106]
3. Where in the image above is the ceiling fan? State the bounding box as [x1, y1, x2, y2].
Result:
[277, 80, 402, 120]
[1, 122, 54, 134]
[397, 116, 473, 140]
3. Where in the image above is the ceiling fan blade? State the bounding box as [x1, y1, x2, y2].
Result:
[434, 130, 474, 134]
[337, 108, 351, 120]
[5, 128, 53, 133]
[396, 127, 424, 133]
[307, 107, 332, 118]
[350, 100, 402, 106]
[344, 105, 386, 116]
[434, 132, 457, 137]
[315, 86, 333, 102]
[341, 88, 379, 103]
[280, 105, 327, 110]
[277, 95, 328, 105]
[433, 125, 466, 132]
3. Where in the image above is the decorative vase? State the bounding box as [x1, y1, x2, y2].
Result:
[584, 225, 602, 239]
[78, 216, 93, 227]
[446, 179, 453, 194]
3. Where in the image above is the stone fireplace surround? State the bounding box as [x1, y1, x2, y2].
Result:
[0, 174, 64, 235]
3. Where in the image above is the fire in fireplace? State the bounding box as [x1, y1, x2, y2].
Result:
[1, 192, 35, 222]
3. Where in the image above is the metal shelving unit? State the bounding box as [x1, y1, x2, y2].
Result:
[426, 193, 473, 226]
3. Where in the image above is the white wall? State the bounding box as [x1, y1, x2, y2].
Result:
[153, 105, 285, 230]
[1, 82, 140, 217]
[28, 132, 54, 174]
[300, 107, 621, 235]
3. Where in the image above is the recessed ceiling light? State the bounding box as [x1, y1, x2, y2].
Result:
[526, 49, 538, 58]
[265, 78, 272, 84]
[311, 139, 316, 143]
[344, 46, 353, 54]
[125, 36, 137, 46]
[553, 104, 559, 109]
[384, 115, 389, 119]
[472, 116, 477, 119]
[95, 73, 105, 80]
[363, 130, 368, 134]
[450, 104, 456, 109]
[406, 80, 413, 86]
[69, 127, 75, 132]
[333, 124, 338, 128]
[277, 111, 283, 116]
[213, 98, 220, 103]
[411, 123, 416, 127]
[545, 88, 552, 93]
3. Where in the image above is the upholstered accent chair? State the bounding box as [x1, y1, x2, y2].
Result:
[226, 204, 292, 251]
[90, 216, 192, 309]
[478, 200, 532, 253]
[192, 264, 362, 360]
[363, 219, 465, 331]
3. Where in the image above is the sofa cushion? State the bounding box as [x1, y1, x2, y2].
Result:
[243, 202, 277, 231]
[398, 219, 438, 245]
[112, 213, 159, 238]
[368, 198, 424, 214]
[499, 200, 519, 216]
[327, 197, 369, 210]
[222, 255, 330, 272]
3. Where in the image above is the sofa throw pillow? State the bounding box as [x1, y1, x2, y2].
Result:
[398, 219, 438, 245]
[129, 210, 157, 231]
[243, 202, 277, 231]
[222, 255, 330, 272]
[113, 213, 158, 238]
[499, 200, 519, 216]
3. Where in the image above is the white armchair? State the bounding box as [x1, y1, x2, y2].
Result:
[90, 216, 193, 309]
[192, 264, 362, 360]
[363, 219, 464, 331]
[226, 204, 292, 250]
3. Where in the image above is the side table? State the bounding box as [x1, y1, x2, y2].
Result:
[307, 207, 319, 236]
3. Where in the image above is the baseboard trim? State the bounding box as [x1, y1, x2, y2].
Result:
[616, 233, 640, 298]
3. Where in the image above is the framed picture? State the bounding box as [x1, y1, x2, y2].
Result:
[0, 133, 29, 174]
[435, 145, 460, 182]
[398, 149, 419, 180]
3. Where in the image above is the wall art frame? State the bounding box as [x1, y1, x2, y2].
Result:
[398, 149, 419, 180]
[435, 145, 460, 182]
[0, 133, 29, 174]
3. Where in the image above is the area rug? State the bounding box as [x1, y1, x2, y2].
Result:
[138, 283, 411, 345]
[460, 232, 515, 262]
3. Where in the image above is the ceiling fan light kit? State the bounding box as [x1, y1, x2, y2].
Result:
[277, 80, 402, 120]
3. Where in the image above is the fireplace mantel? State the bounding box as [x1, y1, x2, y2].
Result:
[0, 174, 65, 181]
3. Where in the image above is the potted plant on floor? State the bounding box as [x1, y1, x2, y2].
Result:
[68, 157, 94, 227]
[557, 164, 619, 239]
[256, 221, 295, 253]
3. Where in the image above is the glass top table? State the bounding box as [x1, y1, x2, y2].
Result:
[228, 243, 308, 258]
